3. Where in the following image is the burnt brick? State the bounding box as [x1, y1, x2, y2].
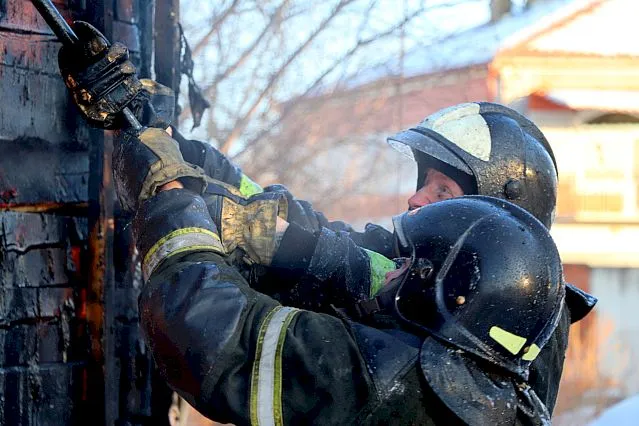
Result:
[0, 287, 74, 324]
[1, 212, 65, 252]
[38, 287, 74, 318]
[0, 0, 67, 35]
[0, 66, 79, 145]
[0, 288, 38, 323]
[1, 212, 87, 252]
[0, 248, 69, 288]
[0, 37, 61, 75]
[0, 363, 85, 425]
[0, 321, 65, 366]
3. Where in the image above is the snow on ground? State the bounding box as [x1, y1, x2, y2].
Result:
[589, 394, 639, 426]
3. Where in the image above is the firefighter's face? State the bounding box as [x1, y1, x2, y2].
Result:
[408, 168, 464, 210]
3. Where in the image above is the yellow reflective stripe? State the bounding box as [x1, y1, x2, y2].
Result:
[145, 227, 220, 265]
[239, 174, 263, 197]
[273, 308, 299, 425]
[142, 227, 223, 280]
[489, 326, 526, 355]
[250, 307, 281, 426]
[522, 344, 541, 361]
[364, 249, 396, 297]
[250, 306, 299, 426]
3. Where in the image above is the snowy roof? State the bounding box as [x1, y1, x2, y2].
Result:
[543, 89, 639, 113]
[398, 0, 589, 77]
[526, 0, 639, 56]
[358, 0, 606, 84]
[590, 394, 639, 426]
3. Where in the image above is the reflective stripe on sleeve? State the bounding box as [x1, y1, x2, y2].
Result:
[364, 248, 397, 297]
[142, 227, 224, 280]
[250, 306, 300, 426]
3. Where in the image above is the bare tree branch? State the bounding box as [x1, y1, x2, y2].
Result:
[229, 3, 424, 160]
[192, 0, 242, 57]
[179, 0, 478, 207]
[218, 0, 359, 153]
[212, 1, 290, 87]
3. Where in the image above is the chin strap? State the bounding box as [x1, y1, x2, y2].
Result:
[515, 382, 552, 426]
[352, 276, 403, 319]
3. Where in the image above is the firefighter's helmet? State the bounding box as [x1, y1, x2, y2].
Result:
[388, 102, 558, 228]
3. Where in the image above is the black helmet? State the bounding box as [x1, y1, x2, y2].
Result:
[390, 196, 564, 424]
[388, 102, 558, 228]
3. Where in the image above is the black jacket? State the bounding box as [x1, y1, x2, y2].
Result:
[136, 189, 548, 425]
[172, 130, 570, 413]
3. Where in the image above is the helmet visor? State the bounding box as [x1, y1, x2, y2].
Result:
[388, 128, 473, 176]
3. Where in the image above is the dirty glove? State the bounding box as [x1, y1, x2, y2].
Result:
[204, 180, 288, 265]
[58, 22, 174, 129]
[114, 128, 207, 211]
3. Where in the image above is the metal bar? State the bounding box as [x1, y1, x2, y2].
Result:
[29, 0, 79, 46]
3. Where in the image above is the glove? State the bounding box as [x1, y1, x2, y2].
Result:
[58, 22, 174, 129]
[135, 79, 175, 129]
[204, 179, 288, 265]
[113, 128, 208, 211]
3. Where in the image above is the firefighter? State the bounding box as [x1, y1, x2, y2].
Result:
[171, 103, 594, 411]
[110, 125, 565, 424]
[56, 22, 593, 418]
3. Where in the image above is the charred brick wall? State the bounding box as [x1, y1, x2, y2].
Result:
[0, 1, 158, 424]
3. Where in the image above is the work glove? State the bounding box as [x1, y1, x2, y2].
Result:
[58, 21, 174, 129]
[113, 128, 208, 211]
[204, 179, 288, 266]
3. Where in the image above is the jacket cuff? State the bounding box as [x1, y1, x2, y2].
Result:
[270, 222, 319, 271]
[134, 189, 224, 280]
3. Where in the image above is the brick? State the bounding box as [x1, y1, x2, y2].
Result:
[0, 212, 88, 252]
[1, 213, 65, 252]
[0, 0, 72, 35]
[0, 363, 85, 425]
[0, 287, 74, 324]
[0, 288, 38, 323]
[0, 35, 61, 74]
[0, 322, 65, 365]
[38, 287, 74, 318]
[0, 139, 89, 205]
[0, 66, 85, 145]
[0, 248, 69, 288]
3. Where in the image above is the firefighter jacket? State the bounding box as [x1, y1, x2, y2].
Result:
[135, 188, 547, 425]
[171, 130, 570, 413]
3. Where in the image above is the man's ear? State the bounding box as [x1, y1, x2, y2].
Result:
[168, 392, 181, 426]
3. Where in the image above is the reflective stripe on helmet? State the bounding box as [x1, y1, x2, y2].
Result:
[522, 344, 541, 361]
[489, 326, 542, 361]
[363, 248, 397, 297]
[250, 306, 300, 426]
[419, 103, 492, 161]
[142, 227, 224, 280]
[489, 325, 526, 355]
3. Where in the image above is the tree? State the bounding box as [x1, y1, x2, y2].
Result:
[179, 0, 480, 215]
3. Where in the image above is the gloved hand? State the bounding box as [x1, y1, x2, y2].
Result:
[204, 179, 288, 265]
[113, 128, 208, 211]
[58, 21, 174, 129]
